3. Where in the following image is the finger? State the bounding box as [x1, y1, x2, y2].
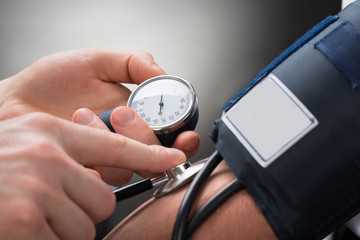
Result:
[26, 145, 116, 229]
[110, 106, 160, 145]
[45, 190, 97, 240]
[94, 167, 134, 186]
[26, 112, 185, 172]
[72, 108, 134, 185]
[59, 161, 116, 224]
[127, 51, 166, 84]
[5, 172, 98, 240]
[109, 107, 201, 158]
[110, 106, 165, 178]
[89, 48, 166, 85]
[90, 106, 160, 181]
[64, 126, 185, 171]
[72, 108, 109, 131]
[1, 198, 58, 240]
[172, 131, 201, 159]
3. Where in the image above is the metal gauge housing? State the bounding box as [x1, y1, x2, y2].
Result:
[127, 75, 199, 146]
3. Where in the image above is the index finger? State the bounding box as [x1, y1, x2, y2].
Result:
[57, 116, 185, 172]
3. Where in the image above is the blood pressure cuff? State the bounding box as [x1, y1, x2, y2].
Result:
[209, 2, 360, 239]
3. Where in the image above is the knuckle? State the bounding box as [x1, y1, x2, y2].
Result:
[22, 112, 53, 125]
[20, 137, 62, 163]
[32, 138, 59, 154]
[112, 135, 129, 159]
[9, 198, 43, 232]
[20, 112, 58, 132]
[148, 145, 164, 169]
[21, 175, 52, 197]
[17, 174, 58, 202]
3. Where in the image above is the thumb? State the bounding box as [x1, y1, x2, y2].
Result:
[128, 51, 166, 84]
[110, 106, 160, 145]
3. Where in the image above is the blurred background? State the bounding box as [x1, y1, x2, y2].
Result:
[0, 0, 340, 238]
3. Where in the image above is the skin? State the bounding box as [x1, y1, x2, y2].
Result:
[75, 108, 277, 240]
[72, 106, 200, 184]
[0, 112, 186, 240]
[0, 48, 200, 239]
[103, 161, 277, 240]
[0, 46, 275, 239]
[0, 47, 162, 120]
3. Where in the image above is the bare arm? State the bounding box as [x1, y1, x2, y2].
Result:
[105, 161, 277, 240]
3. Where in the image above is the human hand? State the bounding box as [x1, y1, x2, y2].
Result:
[0, 112, 185, 239]
[72, 106, 200, 185]
[0, 48, 165, 120]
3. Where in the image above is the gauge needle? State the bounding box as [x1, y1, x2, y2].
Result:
[159, 94, 164, 115]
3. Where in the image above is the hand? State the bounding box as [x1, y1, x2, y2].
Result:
[72, 107, 200, 185]
[0, 47, 165, 120]
[0, 112, 185, 239]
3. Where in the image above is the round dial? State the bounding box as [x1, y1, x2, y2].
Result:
[127, 75, 197, 133]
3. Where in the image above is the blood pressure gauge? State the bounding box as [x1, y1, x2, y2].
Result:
[127, 75, 199, 146]
[99, 75, 199, 146]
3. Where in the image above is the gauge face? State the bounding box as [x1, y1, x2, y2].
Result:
[128, 76, 196, 130]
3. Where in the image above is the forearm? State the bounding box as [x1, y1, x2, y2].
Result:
[105, 161, 277, 240]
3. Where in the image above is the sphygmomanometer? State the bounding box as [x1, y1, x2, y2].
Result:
[173, 1, 360, 239]
[100, 1, 360, 239]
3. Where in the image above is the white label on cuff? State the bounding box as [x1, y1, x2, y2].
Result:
[222, 74, 318, 168]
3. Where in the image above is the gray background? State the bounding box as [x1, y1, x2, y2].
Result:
[0, 0, 340, 238]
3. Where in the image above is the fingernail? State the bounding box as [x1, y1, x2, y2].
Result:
[113, 107, 135, 127]
[184, 135, 200, 152]
[75, 109, 95, 125]
[167, 148, 186, 164]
